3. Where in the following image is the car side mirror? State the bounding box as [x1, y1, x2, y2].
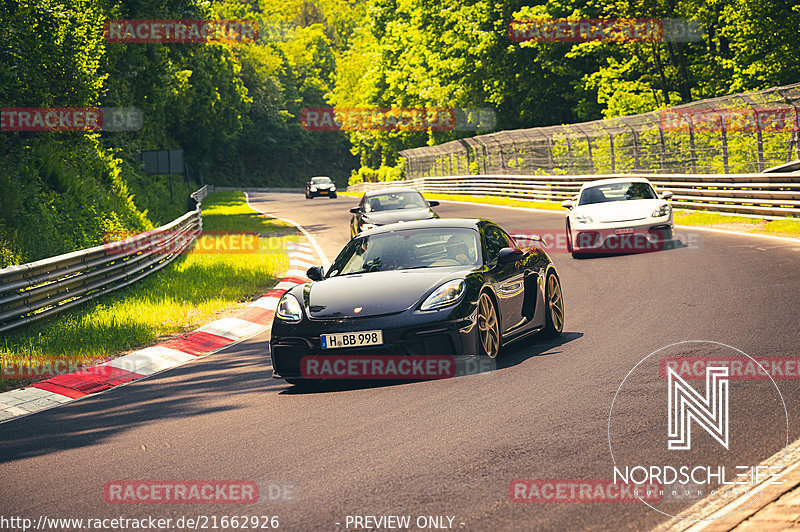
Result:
[349, 207, 361, 214]
[498, 247, 526, 264]
[561, 199, 574, 209]
[661, 190, 674, 200]
[428, 200, 440, 207]
[306, 266, 324, 281]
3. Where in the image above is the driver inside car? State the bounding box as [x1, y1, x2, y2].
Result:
[445, 234, 472, 265]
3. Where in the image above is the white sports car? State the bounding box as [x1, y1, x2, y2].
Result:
[561, 177, 674, 257]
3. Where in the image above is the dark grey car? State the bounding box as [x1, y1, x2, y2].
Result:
[306, 176, 337, 199]
[349, 188, 439, 237]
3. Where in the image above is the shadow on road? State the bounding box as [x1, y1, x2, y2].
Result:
[278, 330, 583, 395]
[0, 337, 284, 464]
[571, 238, 690, 259]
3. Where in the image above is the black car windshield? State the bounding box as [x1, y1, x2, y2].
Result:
[327, 228, 481, 276]
[311, 177, 332, 184]
[363, 191, 427, 212]
[578, 182, 657, 205]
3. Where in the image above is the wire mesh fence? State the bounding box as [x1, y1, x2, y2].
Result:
[399, 83, 800, 178]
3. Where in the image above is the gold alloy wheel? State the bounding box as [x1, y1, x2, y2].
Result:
[547, 274, 564, 333]
[478, 292, 500, 358]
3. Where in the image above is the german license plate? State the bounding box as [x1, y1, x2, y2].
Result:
[614, 228, 635, 234]
[321, 330, 383, 349]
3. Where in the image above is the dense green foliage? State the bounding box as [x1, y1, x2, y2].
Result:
[331, 0, 799, 175]
[1, 0, 797, 265]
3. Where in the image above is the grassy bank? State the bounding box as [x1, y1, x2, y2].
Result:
[0, 191, 297, 392]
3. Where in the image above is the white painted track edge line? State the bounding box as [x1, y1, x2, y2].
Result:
[244, 191, 332, 269]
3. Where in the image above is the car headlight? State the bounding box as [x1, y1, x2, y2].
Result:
[276, 294, 303, 322]
[330, 186, 336, 191]
[310, 186, 317, 192]
[420, 280, 465, 311]
[574, 214, 594, 224]
[652, 204, 671, 217]
[361, 223, 378, 231]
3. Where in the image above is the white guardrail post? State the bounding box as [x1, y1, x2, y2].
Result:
[0, 185, 209, 334]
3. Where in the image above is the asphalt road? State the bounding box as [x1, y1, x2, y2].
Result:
[2, 192, 799, 532]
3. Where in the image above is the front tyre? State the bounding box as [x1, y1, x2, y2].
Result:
[330, 193, 337, 199]
[542, 272, 564, 337]
[567, 221, 581, 258]
[477, 292, 501, 358]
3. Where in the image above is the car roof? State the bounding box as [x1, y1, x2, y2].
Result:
[579, 176, 653, 190]
[362, 187, 423, 197]
[310, 176, 332, 180]
[358, 218, 483, 236]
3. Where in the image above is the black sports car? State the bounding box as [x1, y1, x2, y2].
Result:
[306, 176, 337, 198]
[349, 188, 439, 237]
[270, 218, 565, 384]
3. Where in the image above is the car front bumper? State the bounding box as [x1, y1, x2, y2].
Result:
[572, 219, 673, 254]
[269, 309, 480, 380]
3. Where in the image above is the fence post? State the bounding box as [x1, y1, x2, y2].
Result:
[719, 111, 730, 173]
[610, 133, 616, 173]
[753, 108, 765, 172]
[625, 122, 641, 171]
[546, 135, 555, 172]
[579, 126, 594, 174]
[687, 115, 698, 173]
[565, 135, 574, 174]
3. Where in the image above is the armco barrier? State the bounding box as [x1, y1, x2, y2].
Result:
[346, 173, 800, 219]
[0, 186, 208, 334]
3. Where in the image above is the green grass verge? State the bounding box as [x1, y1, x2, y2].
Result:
[673, 211, 800, 237]
[0, 191, 297, 392]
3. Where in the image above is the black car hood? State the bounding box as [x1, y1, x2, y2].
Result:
[363, 208, 435, 225]
[306, 269, 464, 319]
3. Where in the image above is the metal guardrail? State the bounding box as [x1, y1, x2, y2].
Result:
[346, 174, 800, 218]
[210, 186, 304, 193]
[0, 185, 209, 334]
